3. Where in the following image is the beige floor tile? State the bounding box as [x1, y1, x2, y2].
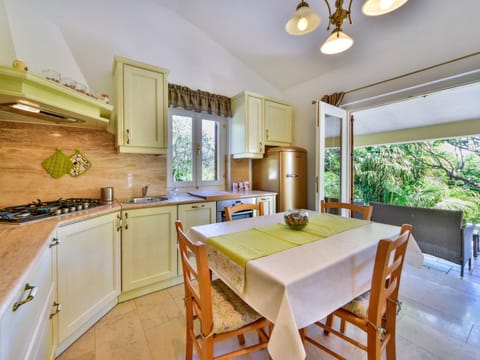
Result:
[56, 327, 95, 360]
[134, 289, 185, 331]
[144, 317, 186, 360]
[95, 310, 152, 360]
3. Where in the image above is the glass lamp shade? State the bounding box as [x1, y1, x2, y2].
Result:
[285, 4, 321, 35]
[320, 31, 354, 54]
[362, 0, 408, 16]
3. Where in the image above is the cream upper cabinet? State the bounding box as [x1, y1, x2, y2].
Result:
[55, 212, 120, 355]
[231, 92, 265, 159]
[120, 206, 178, 301]
[0, 240, 56, 360]
[256, 195, 276, 216]
[111, 56, 169, 154]
[264, 99, 293, 146]
[231, 91, 293, 159]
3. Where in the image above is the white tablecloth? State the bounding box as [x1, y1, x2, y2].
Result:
[189, 213, 424, 360]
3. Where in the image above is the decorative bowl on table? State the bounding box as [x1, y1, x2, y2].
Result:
[284, 209, 309, 230]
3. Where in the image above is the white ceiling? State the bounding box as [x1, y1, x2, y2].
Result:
[153, 0, 480, 135]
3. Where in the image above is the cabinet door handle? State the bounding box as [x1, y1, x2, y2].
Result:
[12, 283, 38, 312]
[49, 237, 61, 248]
[49, 302, 62, 319]
[191, 204, 205, 209]
[126, 129, 131, 144]
[124, 212, 129, 230]
[116, 213, 123, 232]
[265, 129, 269, 140]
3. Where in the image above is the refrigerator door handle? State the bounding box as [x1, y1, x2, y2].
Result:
[285, 173, 299, 178]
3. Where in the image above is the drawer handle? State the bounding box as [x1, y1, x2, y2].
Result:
[49, 237, 61, 248]
[12, 283, 38, 312]
[49, 302, 62, 319]
[191, 204, 205, 209]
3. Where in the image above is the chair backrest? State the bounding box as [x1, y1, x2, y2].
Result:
[224, 202, 265, 221]
[321, 200, 373, 220]
[175, 220, 213, 336]
[368, 224, 412, 328]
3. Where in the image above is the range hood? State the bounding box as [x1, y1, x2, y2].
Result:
[0, 66, 112, 129]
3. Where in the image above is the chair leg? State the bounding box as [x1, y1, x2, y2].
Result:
[185, 330, 193, 360]
[203, 337, 214, 360]
[237, 334, 246, 345]
[461, 264, 464, 277]
[469, 258, 472, 271]
[323, 315, 334, 335]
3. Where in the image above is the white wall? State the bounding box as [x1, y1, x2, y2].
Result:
[0, 0, 281, 101]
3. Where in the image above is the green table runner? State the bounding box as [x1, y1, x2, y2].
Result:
[207, 214, 369, 267]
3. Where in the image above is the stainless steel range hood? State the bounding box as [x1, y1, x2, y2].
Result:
[0, 66, 112, 129]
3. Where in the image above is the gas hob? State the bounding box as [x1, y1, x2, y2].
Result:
[0, 198, 104, 223]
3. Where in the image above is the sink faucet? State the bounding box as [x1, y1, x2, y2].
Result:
[142, 185, 149, 197]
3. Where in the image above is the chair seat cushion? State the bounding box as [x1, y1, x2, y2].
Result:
[211, 279, 263, 334]
[342, 291, 370, 319]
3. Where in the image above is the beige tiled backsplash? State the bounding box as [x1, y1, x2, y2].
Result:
[0, 121, 166, 207]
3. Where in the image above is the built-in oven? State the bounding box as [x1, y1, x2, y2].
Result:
[216, 197, 257, 222]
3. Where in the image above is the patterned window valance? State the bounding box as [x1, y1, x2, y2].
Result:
[168, 83, 232, 117]
[321, 92, 345, 106]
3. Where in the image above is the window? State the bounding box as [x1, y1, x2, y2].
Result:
[168, 108, 227, 190]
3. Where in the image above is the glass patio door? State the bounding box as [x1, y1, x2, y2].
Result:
[315, 101, 350, 212]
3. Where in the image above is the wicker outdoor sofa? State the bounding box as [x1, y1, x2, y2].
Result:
[370, 201, 475, 277]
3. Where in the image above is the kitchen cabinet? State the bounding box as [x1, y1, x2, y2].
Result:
[264, 99, 293, 146]
[120, 206, 179, 302]
[0, 240, 56, 360]
[177, 202, 216, 274]
[177, 201, 216, 230]
[231, 92, 265, 159]
[55, 212, 120, 355]
[256, 194, 276, 216]
[111, 56, 169, 154]
[230, 91, 293, 159]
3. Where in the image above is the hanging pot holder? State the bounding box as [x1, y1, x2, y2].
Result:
[42, 148, 72, 179]
[68, 148, 91, 177]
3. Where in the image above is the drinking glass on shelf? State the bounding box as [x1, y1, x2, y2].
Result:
[42, 69, 60, 83]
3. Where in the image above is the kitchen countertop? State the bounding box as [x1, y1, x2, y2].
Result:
[0, 190, 276, 319]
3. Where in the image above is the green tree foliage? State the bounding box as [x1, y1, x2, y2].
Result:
[351, 136, 480, 223]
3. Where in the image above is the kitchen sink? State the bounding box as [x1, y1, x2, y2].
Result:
[126, 196, 169, 204]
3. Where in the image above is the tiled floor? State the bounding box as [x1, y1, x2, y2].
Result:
[57, 255, 480, 360]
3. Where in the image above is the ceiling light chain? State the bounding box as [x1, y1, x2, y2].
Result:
[285, 0, 408, 54]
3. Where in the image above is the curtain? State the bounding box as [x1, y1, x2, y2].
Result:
[321, 92, 345, 106]
[168, 83, 232, 117]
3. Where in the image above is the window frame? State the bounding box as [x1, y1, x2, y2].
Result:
[167, 107, 227, 192]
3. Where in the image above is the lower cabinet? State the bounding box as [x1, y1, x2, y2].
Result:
[256, 194, 276, 215]
[119, 206, 179, 301]
[54, 212, 121, 355]
[0, 240, 56, 360]
[177, 202, 216, 275]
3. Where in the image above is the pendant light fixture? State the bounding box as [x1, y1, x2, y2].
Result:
[320, 0, 353, 54]
[285, 0, 408, 55]
[285, 1, 321, 35]
[362, 0, 408, 16]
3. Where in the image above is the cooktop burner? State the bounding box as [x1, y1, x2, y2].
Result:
[0, 198, 104, 223]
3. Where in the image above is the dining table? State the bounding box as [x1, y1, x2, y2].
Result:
[189, 212, 424, 360]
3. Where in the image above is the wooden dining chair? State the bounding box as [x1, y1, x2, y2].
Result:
[321, 199, 373, 220]
[175, 220, 271, 360]
[301, 224, 413, 360]
[224, 201, 265, 221]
